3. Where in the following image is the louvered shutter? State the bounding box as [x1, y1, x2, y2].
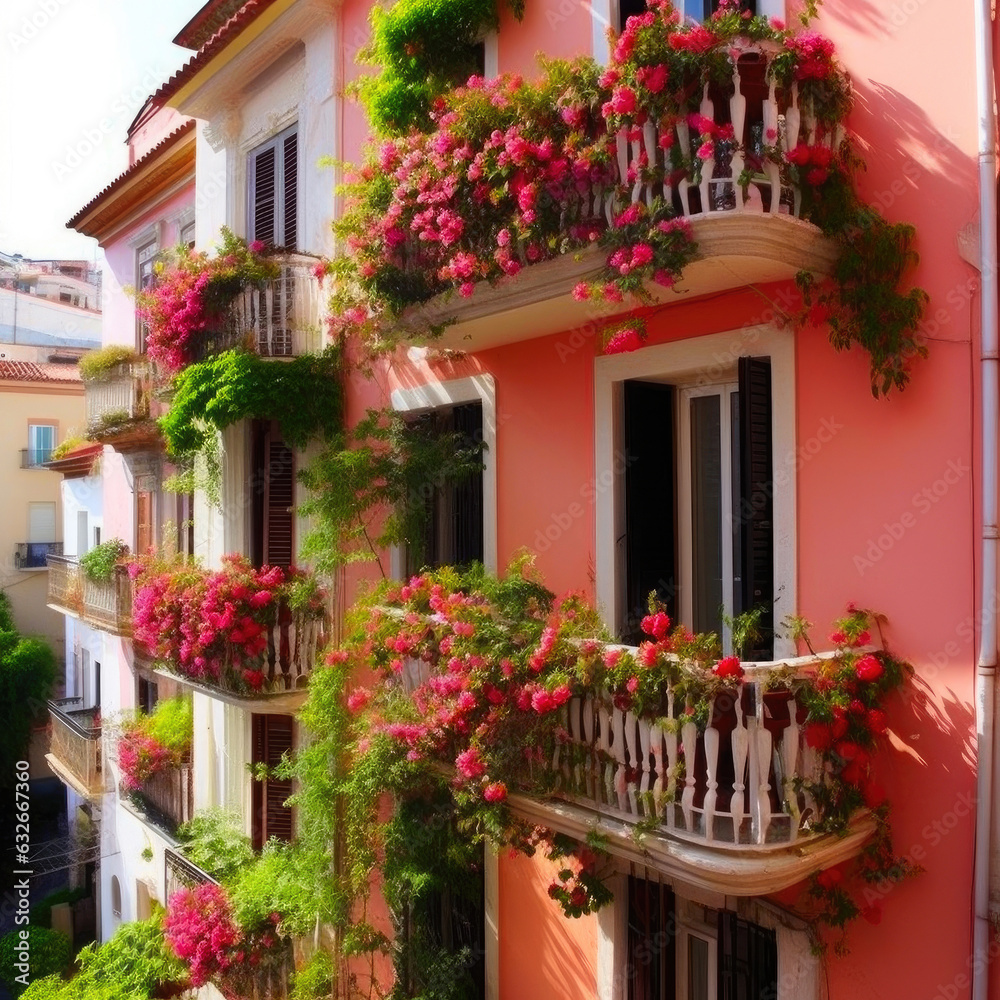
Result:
[626, 876, 675, 1000]
[251, 713, 294, 850]
[28, 502, 56, 543]
[263, 432, 294, 568]
[623, 381, 677, 644]
[737, 357, 774, 659]
[718, 911, 777, 1000]
[136, 491, 153, 555]
[250, 145, 276, 246]
[450, 403, 483, 568]
[282, 131, 298, 250]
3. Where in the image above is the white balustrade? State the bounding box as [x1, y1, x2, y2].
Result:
[555, 664, 829, 850]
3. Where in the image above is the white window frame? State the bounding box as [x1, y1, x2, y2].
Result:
[247, 122, 299, 248]
[598, 875, 818, 1000]
[27, 423, 56, 466]
[593, 0, 785, 65]
[389, 373, 497, 579]
[594, 325, 796, 658]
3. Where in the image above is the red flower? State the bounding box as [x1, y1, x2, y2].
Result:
[605, 328, 644, 354]
[805, 722, 833, 751]
[855, 654, 884, 682]
[484, 782, 508, 802]
[816, 867, 842, 890]
[866, 708, 888, 735]
[640, 611, 671, 639]
[713, 655, 743, 680]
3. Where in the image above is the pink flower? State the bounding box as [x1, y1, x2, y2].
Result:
[855, 654, 884, 682]
[635, 64, 668, 94]
[484, 781, 507, 802]
[249, 240, 265, 253]
[605, 328, 644, 354]
[610, 87, 637, 115]
[455, 747, 486, 779]
[572, 282, 591, 301]
[641, 611, 671, 639]
[347, 688, 370, 713]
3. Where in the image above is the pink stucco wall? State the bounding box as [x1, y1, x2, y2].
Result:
[337, 0, 985, 995]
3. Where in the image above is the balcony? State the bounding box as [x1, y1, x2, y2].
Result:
[131, 759, 194, 835]
[85, 361, 152, 430]
[16, 541, 62, 570]
[393, 47, 840, 352]
[190, 254, 325, 362]
[401, 650, 875, 896]
[164, 847, 217, 900]
[46, 697, 103, 799]
[46, 556, 132, 635]
[149, 603, 328, 711]
[20, 447, 54, 468]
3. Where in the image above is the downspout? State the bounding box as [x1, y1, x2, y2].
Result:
[973, 0, 998, 996]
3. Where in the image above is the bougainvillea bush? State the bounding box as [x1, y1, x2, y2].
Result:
[116, 696, 193, 792]
[308, 559, 914, 963]
[333, 0, 926, 391]
[129, 553, 327, 695]
[163, 883, 287, 996]
[136, 229, 280, 373]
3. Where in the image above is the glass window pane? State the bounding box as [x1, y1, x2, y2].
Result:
[690, 395, 722, 636]
[688, 934, 710, 1000]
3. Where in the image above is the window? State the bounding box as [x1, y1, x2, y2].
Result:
[136, 240, 158, 352]
[405, 402, 485, 576]
[28, 501, 56, 543]
[110, 875, 122, 920]
[250, 421, 294, 569]
[617, 0, 756, 32]
[595, 328, 795, 659]
[620, 876, 776, 1000]
[27, 424, 55, 466]
[180, 221, 196, 249]
[77, 510, 90, 556]
[390, 374, 498, 578]
[175, 492, 195, 559]
[137, 676, 158, 715]
[136, 490, 154, 556]
[248, 125, 298, 249]
[251, 713, 294, 850]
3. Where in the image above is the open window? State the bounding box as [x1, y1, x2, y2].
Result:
[248, 125, 298, 250]
[596, 327, 795, 660]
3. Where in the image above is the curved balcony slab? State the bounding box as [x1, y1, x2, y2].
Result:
[511, 793, 875, 898]
[395, 213, 838, 354]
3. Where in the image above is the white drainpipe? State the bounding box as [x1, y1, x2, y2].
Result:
[973, 0, 998, 997]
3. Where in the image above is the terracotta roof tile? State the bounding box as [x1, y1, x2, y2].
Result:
[66, 121, 196, 231]
[152, 0, 281, 106]
[0, 361, 82, 384]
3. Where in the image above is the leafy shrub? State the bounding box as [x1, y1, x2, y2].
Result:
[79, 539, 129, 583]
[177, 809, 254, 883]
[49, 436, 92, 461]
[78, 346, 141, 382]
[291, 950, 334, 1000]
[117, 696, 192, 792]
[0, 926, 71, 996]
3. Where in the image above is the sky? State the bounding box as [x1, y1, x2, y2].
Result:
[0, 0, 208, 263]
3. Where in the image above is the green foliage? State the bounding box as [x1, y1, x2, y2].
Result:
[0, 590, 16, 634]
[29, 887, 88, 929]
[177, 809, 254, 883]
[143, 697, 193, 757]
[78, 346, 141, 382]
[159, 349, 343, 457]
[0, 926, 71, 997]
[797, 164, 929, 397]
[79, 539, 130, 583]
[291, 950, 334, 1000]
[298, 407, 484, 574]
[0, 631, 56, 781]
[358, 0, 524, 135]
[49, 436, 92, 461]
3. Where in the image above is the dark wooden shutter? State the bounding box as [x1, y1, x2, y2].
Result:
[136, 491, 153, 555]
[718, 911, 777, 1000]
[251, 145, 276, 246]
[282, 131, 298, 250]
[450, 402, 484, 568]
[624, 381, 676, 644]
[264, 432, 295, 569]
[626, 876, 675, 1000]
[251, 713, 294, 850]
[737, 357, 774, 659]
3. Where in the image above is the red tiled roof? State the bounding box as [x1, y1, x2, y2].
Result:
[66, 121, 196, 231]
[173, 0, 249, 49]
[0, 361, 82, 384]
[152, 0, 282, 106]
